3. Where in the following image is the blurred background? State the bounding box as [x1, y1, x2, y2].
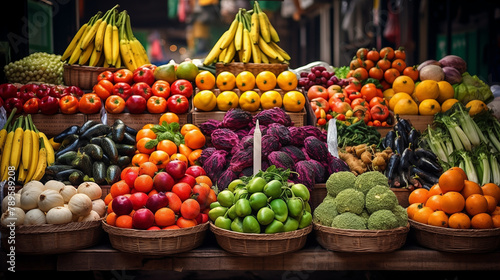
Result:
[0, 0, 499, 84]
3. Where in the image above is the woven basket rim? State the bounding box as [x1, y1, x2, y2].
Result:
[63, 63, 118, 72]
[313, 222, 410, 237]
[215, 62, 289, 67]
[209, 222, 312, 240]
[409, 219, 500, 237]
[0, 219, 102, 234]
[102, 220, 209, 238]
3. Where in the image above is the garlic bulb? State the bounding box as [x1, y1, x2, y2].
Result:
[22, 180, 46, 194]
[78, 210, 101, 222]
[44, 180, 66, 192]
[38, 189, 65, 212]
[92, 199, 106, 217]
[2, 193, 21, 213]
[77, 182, 102, 200]
[1, 207, 25, 226]
[68, 193, 92, 217]
[20, 188, 43, 211]
[59, 185, 77, 203]
[46, 206, 73, 224]
[24, 208, 46, 225]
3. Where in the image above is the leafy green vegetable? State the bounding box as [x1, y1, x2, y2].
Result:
[454, 72, 493, 104]
[334, 66, 350, 79]
[145, 121, 184, 148]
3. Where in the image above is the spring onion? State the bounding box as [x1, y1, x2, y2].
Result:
[455, 149, 478, 184]
[489, 153, 500, 185]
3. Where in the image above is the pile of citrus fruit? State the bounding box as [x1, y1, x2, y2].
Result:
[193, 70, 306, 113]
[407, 167, 500, 229]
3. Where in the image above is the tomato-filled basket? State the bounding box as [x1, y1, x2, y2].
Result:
[209, 223, 312, 256]
[0, 220, 103, 255]
[63, 64, 118, 90]
[102, 221, 209, 255]
[409, 219, 500, 253]
[313, 222, 410, 253]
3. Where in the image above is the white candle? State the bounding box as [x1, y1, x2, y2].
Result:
[253, 119, 262, 175]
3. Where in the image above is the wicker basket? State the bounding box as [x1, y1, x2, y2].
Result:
[210, 223, 312, 256]
[0, 220, 103, 255]
[313, 222, 410, 253]
[102, 221, 209, 255]
[63, 64, 118, 90]
[409, 219, 500, 253]
[390, 188, 411, 208]
[215, 62, 289, 77]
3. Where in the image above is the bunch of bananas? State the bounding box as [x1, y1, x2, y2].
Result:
[61, 5, 149, 71]
[0, 110, 55, 184]
[203, 1, 290, 66]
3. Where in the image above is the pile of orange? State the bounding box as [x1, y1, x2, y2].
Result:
[132, 112, 206, 168]
[407, 167, 500, 229]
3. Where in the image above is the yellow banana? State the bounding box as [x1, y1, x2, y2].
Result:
[251, 41, 261, 63]
[115, 51, 122, 68]
[80, 16, 102, 51]
[234, 13, 243, 52]
[241, 29, 252, 63]
[21, 116, 32, 173]
[78, 41, 94, 65]
[62, 22, 89, 61]
[39, 132, 54, 167]
[89, 44, 102, 67]
[0, 108, 18, 157]
[1, 117, 20, 180]
[25, 129, 39, 183]
[270, 41, 291, 61]
[132, 39, 150, 66]
[258, 36, 279, 60]
[94, 11, 109, 53]
[68, 42, 84, 65]
[31, 137, 47, 182]
[103, 16, 114, 66]
[218, 47, 227, 63]
[223, 40, 236, 64]
[203, 31, 226, 65]
[262, 12, 280, 43]
[250, 10, 260, 45]
[220, 17, 238, 50]
[261, 51, 270, 64]
[9, 116, 24, 171]
[258, 12, 270, 43]
[120, 40, 136, 71]
[17, 162, 27, 184]
[112, 24, 119, 66]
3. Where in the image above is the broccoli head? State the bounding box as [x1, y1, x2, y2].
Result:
[365, 185, 398, 214]
[335, 188, 365, 215]
[313, 199, 338, 226]
[392, 205, 409, 228]
[367, 209, 398, 230]
[359, 209, 370, 223]
[322, 194, 336, 203]
[354, 171, 389, 195]
[325, 171, 356, 197]
[331, 212, 367, 230]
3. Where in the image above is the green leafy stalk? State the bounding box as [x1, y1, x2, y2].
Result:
[145, 121, 184, 149]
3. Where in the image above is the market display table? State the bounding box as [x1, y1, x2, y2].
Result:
[2, 233, 499, 272]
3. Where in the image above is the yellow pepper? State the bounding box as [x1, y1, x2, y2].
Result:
[239, 90, 261, 112]
[283, 90, 305, 112]
[216, 90, 239, 111]
[193, 90, 217, 111]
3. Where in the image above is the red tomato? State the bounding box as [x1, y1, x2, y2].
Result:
[78, 93, 102, 114]
[180, 198, 201, 220]
[93, 79, 114, 100]
[165, 192, 182, 213]
[370, 104, 390, 121]
[307, 85, 328, 100]
[171, 79, 193, 98]
[351, 98, 369, 110]
[369, 96, 386, 108]
[146, 96, 167, 114]
[125, 95, 147, 114]
[327, 85, 342, 99]
[97, 70, 114, 83]
[105, 95, 126, 114]
[151, 80, 171, 99]
[113, 82, 133, 100]
[133, 67, 155, 85]
[192, 183, 211, 209]
[310, 97, 329, 112]
[59, 95, 79, 114]
[167, 94, 189, 114]
[330, 101, 352, 114]
[360, 83, 378, 102]
[131, 82, 152, 100]
[113, 69, 133, 84]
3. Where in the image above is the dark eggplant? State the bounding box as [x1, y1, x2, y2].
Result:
[408, 128, 421, 149]
[399, 147, 415, 172]
[400, 169, 411, 188]
[115, 144, 136, 157]
[80, 123, 112, 139]
[101, 137, 119, 164]
[121, 132, 136, 145]
[55, 168, 83, 181]
[416, 157, 443, 174]
[71, 153, 93, 176]
[55, 151, 78, 165]
[386, 153, 400, 181]
[53, 125, 80, 143]
[68, 170, 85, 186]
[384, 130, 396, 151]
[92, 161, 107, 184]
[45, 164, 74, 176]
[414, 148, 438, 162]
[55, 138, 80, 158]
[90, 136, 103, 146]
[111, 121, 126, 143]
[60, 134, 79, 149]
[81, 143, 104, 161]
[78, 120, 100, 135]
[124, 126, 138, 136]
[396, 115, 413, 134]
[391, 173, 402, 188]
[410, 166, 439, 185]
[106, 165, 121, 185]
[393, 122, 408, 148]
[394, 135, 405, 155]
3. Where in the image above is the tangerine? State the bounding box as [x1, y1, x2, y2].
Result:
[115, 215, 133, 229]
[465, 194, 489, 216]
[484, 195, 498, 213]
[408, 188, 429, 205]
[139, 161, 159, 177]
[131, 153, 150, 167]
[255, 71, 277, 91]
[216, 71, 236, 91]
[448, 212, 471, 229]
[407, 202, 424, 219]
[154, 207, 176, 227]
[277, 70, 298, 91]
[149, 150, 170, 169]
[438, 169, 465, 193]
[460, 180, 483, 199]
[134, 174, 154, 193]
[184, 129, 206, 150]
[157, 139, 178, 156]
[235, 71, 256, 92]
[481, 183, 500, 203]
[159, 112, 179, 125]
[425, 195, 442, 211]
[471, 213, 494, 229]
[492, 215, 500, 228]
[413, 206, 434, 224]
[427, 210, 449, 228]
[195, 70, 216, 90]
[136, 137, 156, 154]
[428, 184, 443, 197]
[440, 191, 465, 214]
[106, 212, 117, 226]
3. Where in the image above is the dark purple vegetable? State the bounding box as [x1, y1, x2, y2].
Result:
[307, 159, 326, 183]
[199, 147, 217, 165]
[217, 169, 238, 191]
[199, 119, 221, 135]
[417, 59, 441, 72]
[280, 145, 306, 163]
[229, 147, 253, 173]
[304, 136, 328, 163]
[267, 123, 291, 146]
[239, 167, 254, 177]
[253, 107, 292, 126]
[300, 126, 327, 142]
[241, 135, 254, 149]
[211, 128, 240, 152]
[439, 55, 467, 74]
[268, 151, 295, 171]
[326, 153, 350, 174]
[234, 128, 251, 139]
[221, 108, 253, 130]
[293, 160, 316, 190]
[202, 149, 229, 180]
[230, 140, 245, 156]
[261, 134, 281, 158]
[288, 126, 307, 146]
[301, 147, 311, 160]
[442, 66, 462, 84]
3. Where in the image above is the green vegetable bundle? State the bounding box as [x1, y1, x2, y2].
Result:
[336, 119, 382, 148]
[454, 72, 493, 104]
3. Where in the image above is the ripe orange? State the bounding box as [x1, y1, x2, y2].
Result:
[427, 210, 449, 228]
[440, 191, 465, 214]
[159, 112, 179, 125]
[460, 180, 483, 199]
[188, 149, 203, 166]
[136, 137, 156, 154]
[170, 153, 188, 165]
[492, 214, 500, 228]
[149, 150, 170, 169]
[132, 153, 150, 167]
[408, 188, 429, 205]
[425, 195, 442, 211]
[255, 71, 277, 91]
[115, 215, 133, 229]
[134, 174, 154, 193]
[196, 175, 213, 188]
[154, 207, 176, 227]
[428, 184, 443, 197]
[277, 70, 298, 91]
[471, 213, 494, 229]
[413, 206, 434, 224]
[484, 195, 498, 213]
[465, 194, 489, 216]
[195, 70, 216, 90]
[184, 129, 206, 150]
[136, 128, 157, 142]
[157, 139, 178, 156]
[481, 183, 500, 203]
[438, 168, 465, 193]
[449, 166, 467, 181]
[407, 203, 424, 219]
[106, 212, 117, 226]
[139, 161, 159, 177]
[216, 71, 236, 91]
[110, 180, 131, 198]
[178, 143, 193, 158]
[492, 206, 500, 215]
[235, 71, 256, 92]
[180, 124, 201, 136]
[448, 212, 471, 229]
[104, 193, 113, 205]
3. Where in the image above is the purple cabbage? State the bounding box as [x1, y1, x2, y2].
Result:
[307, 159, 326, 183]
[288, 126, 307, 147]
[199, 119, 221, 135]
[268, 151, 295, 171]
[280, 145, 306, 163]
[221, 108, 253, 130]
[229, 147, 253, 173]
[267, 123, 291, 146]
[304, 136, 329, 163]
[300, 126, 327, 142]
[253, 107, 292, 127]
[293, 160, 316, 190]
[199, 147, 217, 165]
[326, 153, 350, 174]
[211, 128, 240, 152]
[217, 169, 238, 191]
[261, 134, 282, 158]
[202, 149, 229, 180]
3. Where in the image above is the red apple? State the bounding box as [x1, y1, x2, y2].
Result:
[186, 166, 206, 178]
[132, 208, 155, 229]
[196, 213, 209, 224]
[129, 192, 149, 210]
[123, 169, 139, 187]
[153, 171, 175, 192]
[165, 160, 187, 180]
[145, 192, 169, 213]
[112, 195, 133, 216]
[177, 174, 196, 188]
